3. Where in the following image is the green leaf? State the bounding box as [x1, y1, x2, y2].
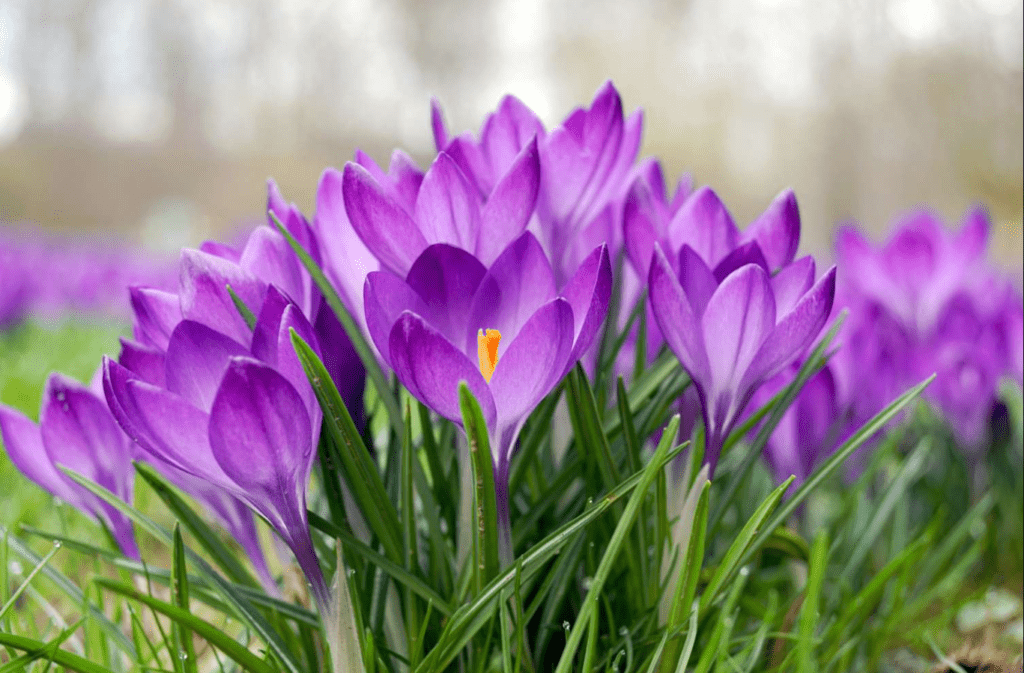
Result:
[667, 479, 710, 630]
[134, 461, 260, 589]
[171, 525, 199, 673]
[0, 541, 59, 621]
[459, 382, 501, 589]
[95, 578, 277, 673]
[271, 210, 403, 437]
[0, 633, 117, 673]
[225, 284, 257, 330]
[553, 416, 682, 673]
[325, 542, 365, 673]
[291, 329, 404, 564]
[796, 530, 829, 673]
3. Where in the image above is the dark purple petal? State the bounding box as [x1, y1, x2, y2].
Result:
[701, 264, 776, 403]
[118, 338, 166, 387]
[342, 162, 428, 276]
[648, 245, 710, 384]
[668, 187, 740, 267]
[431, 97, 449, 151]
[130, 287, 182, 350]
[208, 358, 313, 511]
[742, 189, 800, 271]
[712, 241, 769, 283]
[677, 245, 718, 318]
[771, 256, 816, 317]
[363, 271, 427, 368]
[744, 266, 837, 390]
[559, 243, 612, 368]
[389, 311, 497, 427]
[178, 249, 265, 346]
[0, 404, 88, 510]
[489, 298, 574, 434]
[623, 179, 659, 278]
[165, 321, 248, 413]
[478, 139, 540, 265]
[466, 232, 557, 353]
[415, 152, 482, 250]
[314, 302, 366, 429]
[406, 244, 487, 345]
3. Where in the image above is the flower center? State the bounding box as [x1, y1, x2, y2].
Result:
[477, 328, 501, 382]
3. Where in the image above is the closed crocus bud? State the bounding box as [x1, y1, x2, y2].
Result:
[0, 374, 139, 559]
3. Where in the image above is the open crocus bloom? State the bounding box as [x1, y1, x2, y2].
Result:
[364, 232, 611, 546]
[107, 282, 331, 610]
[649, 242, 836, 475]
[0, 374, 139, 559]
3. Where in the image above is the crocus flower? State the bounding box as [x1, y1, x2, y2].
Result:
[0, 373, 139, 559]
[364, 232, 611, 553]
[833, 207, 1023, 448]
[648, 241, 837, 475]
[105, 286, 331, 609]
[432, 81, 642, 285]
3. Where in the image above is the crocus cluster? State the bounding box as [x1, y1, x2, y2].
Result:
[0, 225, 177, 328]
[2, 81, 1021, 620]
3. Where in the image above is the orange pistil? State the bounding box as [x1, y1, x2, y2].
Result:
[477, 328, 502, 382]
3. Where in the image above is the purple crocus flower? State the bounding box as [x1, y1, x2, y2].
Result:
[432, 81, 642, 285]
[833, 207, 1023, 448]
[105, 286, 331, 609]
[364, 232, 611, 553]
[648, 241, 837, 475]
[0, 374, 139, 559]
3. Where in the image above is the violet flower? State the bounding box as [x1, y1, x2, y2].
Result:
[432, 81, 642, 285]
[0, 374, 139, 559]
[833, 207, 1022, 447]
[105, 286, 330, 609]
[364, 232, 611, 554]
[648, 242, 836, 475]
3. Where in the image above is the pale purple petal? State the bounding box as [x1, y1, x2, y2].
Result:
[0, 405, 88, 510]
[648, 245, 710, 384]
[405, 244, 487, 345]
[415, 152, 482, 250]
[239, 227, 310, 316]
[701, 264, 776, 403]
[342, 162, 428, 276]
[130, 287, 182, 350]
[389, 312, 497, 427]
[165, 321, 248, 412]
[466, 232, 556, 353]
[954, 206, 990, 266]
[179, 249, 265, 346]
[386, 150, 426, 212]
[668, 187, 739, 267]
[623, 179, 659, 278]
[489, 298, 574, 434]
[771, 256, 816, 317]
[559, 243, 612, 368]
[478, 138, 540, 265]
[363, 271, 427, 368]
[742, 189, 800, 271]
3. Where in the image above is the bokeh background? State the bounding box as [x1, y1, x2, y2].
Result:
[0, 0, 1021, 268]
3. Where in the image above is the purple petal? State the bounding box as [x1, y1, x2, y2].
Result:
[130, 287, 182, 350]
[668, 187, 739, 267]
[314, 167, 378, 322]
[406, 244, 487, 345]
[200, 240, 242, 264]
[771, 256, 816, 317]
[701, 264, 776, 405]
[882, 211, 939, 279]
[387, 150, 426, 212]
[118, 338, 166, 387]
[744, 266, 837, 390]
[415, 152, 482, 251]
[623, 178, 659, 278]
[489, 298, 574, 434]
[678, 245, 718, 318]
[0, 404, 87, 510]
[466, 232, 556, 353]
[444, 135, 493, 197]
[648, 245, 710, 384]
[742, 189, 800, 271]
[178, 249, 265, 346]
[342, 162, 428, 276]
[954, 206, 990, 266]
[559, 243, 612, 368]
[389, 312, 497, 428]
[165, 321, 249, 413]
[478, 138, 540, 265]
[431, 97, 449, 151]
[481, 95, 545, 175]
[239, 227, 310, 316]
[363, 271, 427, 368]
[208, 358, 313, 514]
[712, 241, 770, 283]
[314, 302, 366, 429]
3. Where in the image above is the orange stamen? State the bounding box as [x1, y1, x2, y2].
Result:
[477, 329, 502, 382]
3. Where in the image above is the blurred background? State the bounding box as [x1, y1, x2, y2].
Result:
[0, 0, 1021, 268]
